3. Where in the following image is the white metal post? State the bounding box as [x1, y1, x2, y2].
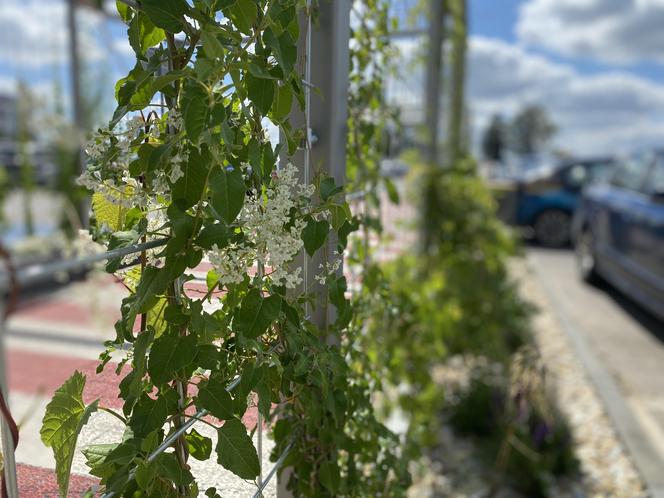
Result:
[278, 0, 351, 495]
[425, 0, 446, 165]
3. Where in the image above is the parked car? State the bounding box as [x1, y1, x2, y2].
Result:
[492, 158, 615, 247]
[572, 151, 664, 321]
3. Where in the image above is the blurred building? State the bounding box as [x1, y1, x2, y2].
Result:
[0, 92, 56, 186]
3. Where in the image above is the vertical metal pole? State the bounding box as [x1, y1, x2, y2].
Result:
[277, 1, 351, 496]
[425, 0, 446, 165]
[448, 0, 467, 162]
[299, 0, 351, 331]
[66, 0, 89, 227]
[0, 300, 19, 498]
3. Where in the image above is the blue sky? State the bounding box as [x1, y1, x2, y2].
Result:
[3, 0, 664, 155]
[462, 0, 664, 154]
[470, 0, 664, 82]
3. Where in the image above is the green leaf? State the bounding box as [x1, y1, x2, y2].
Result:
[116, 61, 159, 110]
[135, 460, 158, 490]
[246, 73, 275, 115]
[223, 0, 257, 35]
[216, 418, 260, 479]
[233, 362, 265, 413]
[92, 192, 129, 231]
[133, 266, 171, 314]
[129, 394, 168, 438]
[271, 83, 292, 121]
[329, 203, 351, 231]
[152, 70, 189, 94]
[128, 12, 165, 57]
[234, 289, 282, 339]
[116, 0, 131, 22]
[82, 443, 119, 480]
[181, 79, 210, 143]
[319, 461, 341, 493]
[186, 428, 213, 461]
[302, 218, 329, 256]
[196, 375, 235, 420]
[154, 452, 195, 486]
[195, 222, 229, 250]
[201, 27, 225, 60]
[264, 29, 296, 76]
[209, 164, 245, 224]
[41, 371, 99, 498]
[319, 177, 343, 201]
[172, 147, 209, 208]
[148, 333, 197, 385]
[384, 177, 400, 204]
[141, 0, 188, 33]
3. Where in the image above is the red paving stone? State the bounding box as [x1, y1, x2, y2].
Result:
[9, 348, 262, 429]
[8, 349, 123, 409]
[17, 464, 98, 498]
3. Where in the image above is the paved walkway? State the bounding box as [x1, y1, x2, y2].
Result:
[527, 247, 664, 498]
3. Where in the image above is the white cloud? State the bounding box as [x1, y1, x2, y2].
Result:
[469, 36, 664, 154]
[0, 0, 112, 69]
[517, 0, 664, 64]
[389, 35, 664, 155]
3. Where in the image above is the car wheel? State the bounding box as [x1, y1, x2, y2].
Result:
[575, 228, 600, 284]
[533, 209, 571, 247]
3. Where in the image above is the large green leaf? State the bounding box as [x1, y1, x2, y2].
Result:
[185, 428, 213, 461]
[128, 12, 165, 57]
[153, 452, 195, 486]
[264, 28, 296, 76]
[172, 147, 209, 208]
[129, 393, 168, 437]
[234, 289, 281, 339]
[141, 0, 188, 33]
[271, 83, 292, 121]
[181, 79, 210, 143]
[246, 73, 275, 115]
[147, 333, 197, 385]
[92, 192, 130, 231]
[200, 26, 225, 60]
[216, 418, 260, 479]
[223, 0, 257, 35]
[40, 371, 99, 498]
[196, 374, 235, 420]
[302, 218, 329, 256]
[209, 164, 245, 224]
[133, 266, 171, 315]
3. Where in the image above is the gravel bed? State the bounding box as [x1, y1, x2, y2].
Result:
[515, 258, 647, 498]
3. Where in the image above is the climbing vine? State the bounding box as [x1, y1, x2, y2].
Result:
[39, 0, 410, 497]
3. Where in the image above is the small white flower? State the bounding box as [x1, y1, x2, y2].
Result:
[170, 163, 184, 183]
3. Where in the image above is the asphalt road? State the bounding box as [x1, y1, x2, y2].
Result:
[527, 247, 664, 495]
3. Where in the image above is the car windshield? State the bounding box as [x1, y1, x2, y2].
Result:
[610, 155, 651, 192]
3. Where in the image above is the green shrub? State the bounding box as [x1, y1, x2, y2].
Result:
[448, 352, 578, 497]
[363, 154, 533, 449]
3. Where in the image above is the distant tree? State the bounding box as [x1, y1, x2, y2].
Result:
[509, 105, 557, 156]
[481, 114, 507, 162]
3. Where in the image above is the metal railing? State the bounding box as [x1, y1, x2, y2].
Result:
[0, 238, 289, 498]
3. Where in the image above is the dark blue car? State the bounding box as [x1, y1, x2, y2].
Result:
[494, 158, 615, 246]
[572, 151, 664, 320]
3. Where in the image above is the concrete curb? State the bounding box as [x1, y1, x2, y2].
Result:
[531, 258, 664, 498]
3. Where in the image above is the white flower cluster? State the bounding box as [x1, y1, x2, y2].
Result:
[314, 258, 342, 285]
[78, 111, 189, 212]
[208, 163, 313, 289]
